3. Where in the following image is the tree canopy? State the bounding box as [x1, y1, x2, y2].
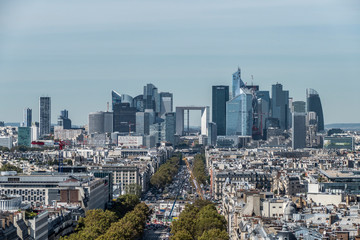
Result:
[150, 154, 181, 188]
[171, 200, 228, 240]
[0, 163, 23, 173]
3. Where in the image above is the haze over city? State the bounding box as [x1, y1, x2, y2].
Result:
[0, 0, 359, 125]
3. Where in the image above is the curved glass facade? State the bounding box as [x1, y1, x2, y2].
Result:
[306, 88, 324, 131]
[226, 88, 253, 136]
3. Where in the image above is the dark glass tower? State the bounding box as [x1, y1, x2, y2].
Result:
[271, 83, 290, 130]
[113, 103, 136, 133]
[212, 85, 229, 136]
[306, 88, 324, 132]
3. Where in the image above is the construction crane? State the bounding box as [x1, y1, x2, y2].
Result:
[168, 178, 187, 222]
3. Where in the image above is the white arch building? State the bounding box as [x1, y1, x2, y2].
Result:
[175, 106, 210, 136]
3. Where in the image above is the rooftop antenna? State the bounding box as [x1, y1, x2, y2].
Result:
[107, 102, 109, 112]
[251, 75, 254, 85]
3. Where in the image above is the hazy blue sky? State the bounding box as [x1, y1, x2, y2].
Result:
[0, 0, 359, 126]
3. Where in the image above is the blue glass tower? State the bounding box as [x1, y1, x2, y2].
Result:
[226, 88, 253, 136]
[232, 67, 245, 98]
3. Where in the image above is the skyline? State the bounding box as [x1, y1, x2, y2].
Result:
[1, 0, 359, 125]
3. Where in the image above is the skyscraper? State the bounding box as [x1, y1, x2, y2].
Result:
[271, 83, 290, 130]
[88, 111, 113, 134]
[226, 88, 253, 136]
[136, 112, 150, 135]
[212, 85, 229, 136]
[39, 97, 51, 136]
[113, 103, 136, 133]
[292, 113, 306, 149]
[255, 91, 270, 136]
[23, 108, 32, 127]
[160, 92, 173, 117]
[306, 88, 324, 132]
[232, 67, 245, 98]
[18, 127, 31, 147]
[165, 112, 176, 145]
[57, 109, 72, 129]
[111, 90, 122, 110]
[292, 101, 306, 113]
[143, 83, 160, 113]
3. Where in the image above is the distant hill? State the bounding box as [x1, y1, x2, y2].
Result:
[325, 123, 360, 131]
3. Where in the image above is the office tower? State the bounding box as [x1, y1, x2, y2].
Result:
[0, 121, 4, 127]
[160, 92, 173, 117]
[232, 67, 245, 98]
[306, 88, 324, 132]
[0, 136, 12, 149]
[256, 91, 270, 134]
[292, 101, 306, 113]
[18, 127, 31, 147]
[89, 112, 105, 134]
[57, 109, 72, 129]
[136, 112, 150, 135]
[113, 103, 136, 133]
[292, 113, 306, 149]
[226, 88, 253, 136]
[31, 124, 39, 141]
[111, 90, 122, 110]
[165, 112, 176, 145]
[23, 108, 32, 127]
[104, 112, 113, 133]
[39, 97, 51, 136]
[271, 84, 290, 130]
[88, 111, 113, 134]
[133, 95, 144, 112]
[143, 84, 160, 113]
[208, 122, 217, 146]
[212, 85, 229, 136]
[111, 91, 134, 110]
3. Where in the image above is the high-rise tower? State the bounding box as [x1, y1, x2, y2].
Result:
[232, 67, 245, 98]
[271, 84, 290, 130]
[39, 97, 51, 136]
[226, 88, 253, 136]
[212, 85, 229, 136]
[23, 108, 32, 127]
[306, 88, 324, 132]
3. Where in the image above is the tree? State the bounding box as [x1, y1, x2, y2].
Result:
[110, 194, 140, 218]
[195, 205, 227, 237]
[97, 203, 150, 240]
[124, 184, 142, 197]
[63, 209, 118, 240]
[198, 229, 229, 240]
[172, 230, 194, 240]
[171, 200, 228, 240]
[0, 163, 23, 173]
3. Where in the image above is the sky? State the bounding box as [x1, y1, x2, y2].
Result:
[0, 0, 359, 126]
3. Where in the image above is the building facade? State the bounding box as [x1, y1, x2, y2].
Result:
[212, 85, 229, 136]
[39, 97, 51, 136]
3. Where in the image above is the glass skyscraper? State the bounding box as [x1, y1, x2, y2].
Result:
[306, 88, 324, 132]
[113, 103, 136, 133]
[232, 67, 245, 98]
[271, 83, 290, 130]
[212, 85, 229, 136]
[226, 88, 253, 136]
[18, 127, 31, 147]
[39, 97, 51, 137]
[23, 108, 32, 127]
